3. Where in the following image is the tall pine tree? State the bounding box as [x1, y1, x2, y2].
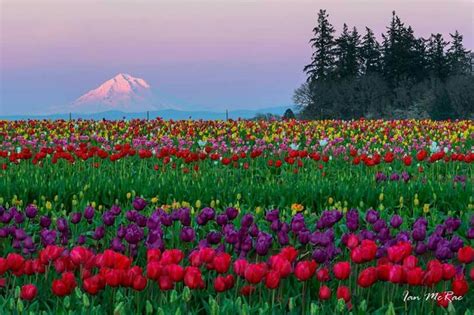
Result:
[360, 27, 381, 74]
[426, 33, 449, 79]
[304, 9, 336, 82]
[334, 24, 361, 79]
[382, 12, 423, 83]
[447, 31, 470, 75]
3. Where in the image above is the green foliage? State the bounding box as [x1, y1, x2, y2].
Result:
[297, 10, 473, 119]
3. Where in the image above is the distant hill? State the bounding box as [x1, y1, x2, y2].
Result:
[0, 106, 294, 121]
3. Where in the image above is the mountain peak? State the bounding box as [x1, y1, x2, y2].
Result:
[71, 73, 158, 113]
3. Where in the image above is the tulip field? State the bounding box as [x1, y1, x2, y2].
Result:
[0, 118, 473, 314]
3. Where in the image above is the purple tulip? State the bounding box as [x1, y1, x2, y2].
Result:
[225, 207, 239, 220]
[71, 212, 82, 224]
[25, 204, 38, 218]
[180, 227, 196, 242]
[84, 205, 95, 222]
[40, 216, 51, 228]
[390, 215, 403, 228]
[132, 197, 147, 211]
[366, 209, 379, 224]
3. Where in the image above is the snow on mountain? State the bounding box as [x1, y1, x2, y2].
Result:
[70, 73, 171, 113]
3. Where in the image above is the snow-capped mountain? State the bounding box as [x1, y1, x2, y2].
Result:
[70, 73, 171, 113]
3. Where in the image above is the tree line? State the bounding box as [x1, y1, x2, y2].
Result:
[294, 10, 473, 120]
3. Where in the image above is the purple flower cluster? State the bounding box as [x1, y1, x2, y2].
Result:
[375, 171, 411, 183]
[0, 200, 472, 265]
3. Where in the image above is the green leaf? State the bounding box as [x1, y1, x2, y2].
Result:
[64, 296, 70, 309]
[17, 299, 24, 313]
[385, 302, 395, 315]
[336, 298, 346, 313]
[114, 301, 124, 315]
[288, 297, 295, 312]
[74, 287, 83, 299]
[447, 302, 456, 315]
[170, 290, 178, 303]
[182, 287, 191, 302]
[359, 299, 367, 312]
[82, 294, 90, 308]
[146, 300, 153, 314]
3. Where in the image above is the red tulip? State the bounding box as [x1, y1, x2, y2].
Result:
[357, 267, 378, 288]
[161, 249, 184, 265]
[52, 279, 70, 297]
[83, 275, 105, 295]
[270, 255, 292, 278]
[402, 155, 412, 166]
[265, 270, 281, 289]
[105, 269, 123, 287]
[114, 253, 132, 270]
[451, 276, 468, 296]
[402, 255, 418, 270]
[39, 245, 63, 264]
[437, 292, 450, 308]
[233, 259, 248, 277]
[295, 260, 317, 281]
[184, 266, 204, 289]
[280, 246, 298, 262]
[442, 263, 456, 280]
[167, 264, 185, 282]
[316, 267, 330, 282]
[122, 266, 142, 287]
[336, 285, 351, 302]
[405, 267, 423, 286]
[244, 263, 267, 284]
[132, 275, 147, 291]
[458, 246, 474, 264]
[213, 253, 231, 274]
[199, 248, 216, 264]
[319, 285, 331, 300]
[224, 274, 235, 290]
[70, 246, 93, 266]
[350, 247, 364, 264]
[22, 260, 35, 276]
[147, 249, 161, 262]
[146, 261, 163, 280]
[32, 259, 45, 274]
[388, 265, 404, 283]
[240, 285, 255, 296]
[61, 271, 77, 290]
[158, 275, 174, 290]
[20, 284, 37, 301]
[416, 149, 427, 161]
[357, 239, 377, 263]
[423, 260, 443, 286]
[0, 258, 8, 275]
[214, 276, 227, 292]
[387, 242, 412, 263]
[333, 261, 351, 280]
[346, 234, 359, 249]
[6, 253, 24, 272]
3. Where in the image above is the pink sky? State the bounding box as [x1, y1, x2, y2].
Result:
[1, 0, 472, 114]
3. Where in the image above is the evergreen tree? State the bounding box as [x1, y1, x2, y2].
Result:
[334, 24, 361, 79]
[283, 108, 296, 119]
[426, 33, 449, 79]
[447, 31, 471, 75]
[382, 12, 422, 83]
[360, 27, 381, 74]
[304, 9, 336, 82]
